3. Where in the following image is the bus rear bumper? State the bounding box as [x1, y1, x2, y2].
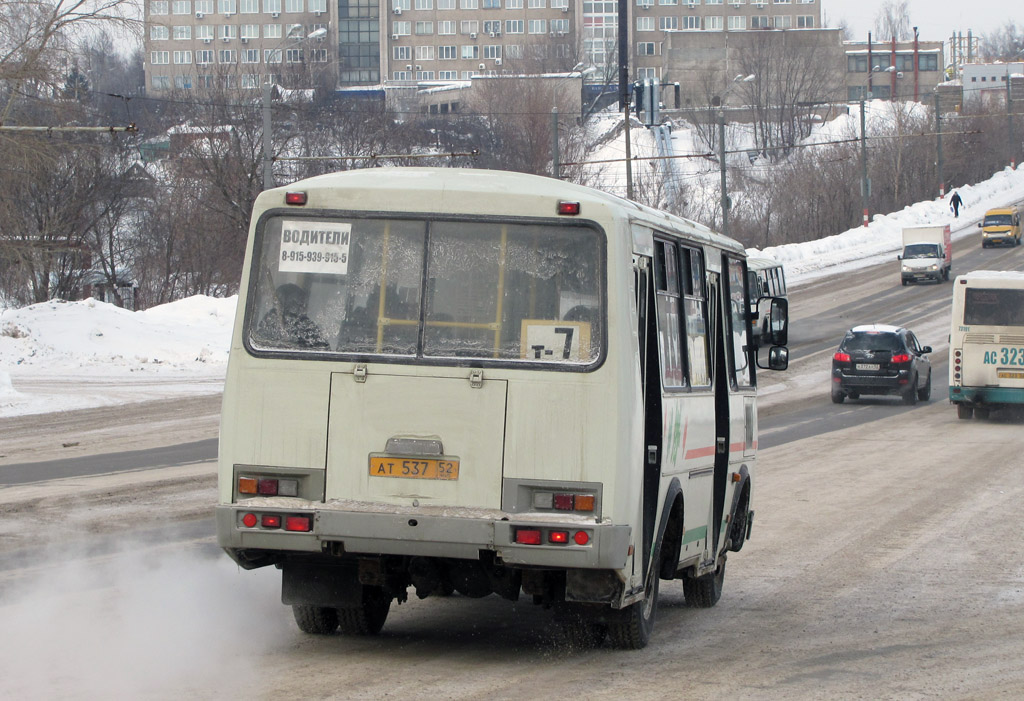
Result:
[949, 386, 1024, 406]
[216, 503, 631, 570]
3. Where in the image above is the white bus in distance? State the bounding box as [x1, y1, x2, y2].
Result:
[746, 255, 787, 343]
[949, 270, 1024, 419]
[216, 168, 789, 649]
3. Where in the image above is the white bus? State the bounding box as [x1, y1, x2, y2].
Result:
[949, 270, 1024, 420]
[216, 168, 789, 649]
[746, 255, 787, 342]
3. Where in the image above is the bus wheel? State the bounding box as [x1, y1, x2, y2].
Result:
[957, 404, 974, 420]
[607, 565, 660, 649]
[292, 605, 339, 635]
[337, 586, 392, 635]
[683, 557, 726, 608]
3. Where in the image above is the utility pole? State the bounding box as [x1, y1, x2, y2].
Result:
[860, 100, 869, 227]
[719, 111, 728, 237]
[551, 106, 560, 178]
[1008, 70, 1015, 169]
[262, 82, 274, 191]
[934, 91, 945, 197]
[624, 102, 633, 200]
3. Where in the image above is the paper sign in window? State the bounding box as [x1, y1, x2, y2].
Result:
[279, 221, 351, 274]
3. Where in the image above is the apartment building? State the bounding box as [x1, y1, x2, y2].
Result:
[385, 0, 576, 82]
[633, 0, 822, 80]
[144, 0, 335, 93]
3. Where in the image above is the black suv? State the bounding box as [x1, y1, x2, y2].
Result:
[831, 325, 932, 405]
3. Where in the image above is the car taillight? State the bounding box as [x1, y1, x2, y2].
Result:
[891, 353, 911, 363]
[834, 352, 851, 362]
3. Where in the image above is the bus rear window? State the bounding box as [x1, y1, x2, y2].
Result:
[964, 288, 1024, 326]
[246, 216, 604, 367]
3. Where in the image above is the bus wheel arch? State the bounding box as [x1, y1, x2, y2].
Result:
[657, 488, 686, 580]
[728, 479, 752, 553]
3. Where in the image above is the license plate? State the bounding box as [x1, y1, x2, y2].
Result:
[857, 363, 880, 371]
[369, 456, 460, 480]
[997, 370, 1024, 379]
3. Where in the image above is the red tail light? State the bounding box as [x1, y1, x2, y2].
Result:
[548, 531, 569, 544]
[891, 353, 911, 363]
[515, 529, 542, 545]
[833, 352, 851, 362]
[284, 515, 312, 532]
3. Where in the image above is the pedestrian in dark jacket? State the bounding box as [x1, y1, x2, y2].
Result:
[950, 191, 963, 218]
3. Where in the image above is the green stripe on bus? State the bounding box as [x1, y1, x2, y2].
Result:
[682, 526, 708, 544]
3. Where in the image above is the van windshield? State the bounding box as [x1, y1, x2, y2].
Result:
[902, 243, 941, 259]
[246, 215, 604, 367]
[983, 214, 1014, 227]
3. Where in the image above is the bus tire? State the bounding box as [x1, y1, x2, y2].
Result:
[683, 556, 726, 608]
[902, 376, 918, 405]
[957, 404, 973, 420]
[728, 489, 750, 553]
[292, 605, 339, 635]
[607, 562, 660, 649]
[337, 586, 392, 635]
[918, 371, 931, 401]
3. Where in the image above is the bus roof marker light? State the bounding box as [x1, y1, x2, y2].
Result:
[557, 201, 580, 216]
[285, 191, 307, 205]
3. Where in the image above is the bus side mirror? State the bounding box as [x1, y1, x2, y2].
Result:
[977, 223, 983, 228]
[767, 346, 788, 371]
[758, 297, 788, 346]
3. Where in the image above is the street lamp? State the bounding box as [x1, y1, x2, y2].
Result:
[262, 26, 330, 190]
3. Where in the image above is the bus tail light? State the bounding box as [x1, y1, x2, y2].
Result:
[240, 476, 299, 497]
[557, 201, 580, 216]
[573, 531, 590, 546]
[261, 514, 282, 528]
[285, 515, 312, 532]
[515, 529, 542, 545]
[285, 191, 307, 205]
[548, 531, 569, 544]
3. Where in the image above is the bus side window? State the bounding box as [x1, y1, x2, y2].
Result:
[725, 256, 753, 387]
[654, 240, 686, 389]
[681, 246, 711, 387]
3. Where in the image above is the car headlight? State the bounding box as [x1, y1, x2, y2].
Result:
[902, 265, 911, 272]
[928, 264, 938, 271]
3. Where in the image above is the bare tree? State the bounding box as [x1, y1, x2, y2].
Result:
[980, 21, 1024, 62]
[873, 0, 911, 42]
[737, 32, 843, 162]
[0, 0, 138, 124]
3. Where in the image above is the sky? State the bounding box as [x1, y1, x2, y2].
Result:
[3, 108, 1024, 418]
[831, 0, 1010, 46]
